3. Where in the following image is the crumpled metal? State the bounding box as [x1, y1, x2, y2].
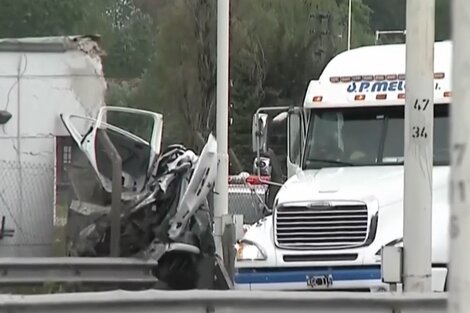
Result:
[66, 136, 217, 289]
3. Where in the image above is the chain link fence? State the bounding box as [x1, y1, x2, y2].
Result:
[0, 160, 54, 256]
[0, 150, 268, 256]
[228, 175, 269, 225]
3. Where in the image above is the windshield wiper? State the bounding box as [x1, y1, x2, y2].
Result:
[304, 158, 355, 167]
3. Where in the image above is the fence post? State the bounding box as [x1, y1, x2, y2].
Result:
[97, 130, 122, 257]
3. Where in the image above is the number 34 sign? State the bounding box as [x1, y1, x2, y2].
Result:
[410, 98, 431, 139]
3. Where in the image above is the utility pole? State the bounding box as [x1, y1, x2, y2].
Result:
[448, 0, 470, 311]
[214, 0, 230, 258]
[402, 0, 435, 292]
[347, 0, 352, 50]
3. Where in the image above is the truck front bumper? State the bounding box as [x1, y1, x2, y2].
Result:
[234, 266, 447, 291]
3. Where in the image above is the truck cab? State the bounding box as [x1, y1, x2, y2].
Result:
[234, 41, 451, 291]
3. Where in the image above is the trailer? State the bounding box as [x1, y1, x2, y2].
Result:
[0, 35, 106, 257]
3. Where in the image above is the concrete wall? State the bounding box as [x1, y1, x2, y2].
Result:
[0, 36, 106, 256]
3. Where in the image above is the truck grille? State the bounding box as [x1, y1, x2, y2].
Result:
[275, 203, 369, 249]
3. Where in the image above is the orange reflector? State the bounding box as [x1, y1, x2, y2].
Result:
[375, 75, 386, 81]
[313, 96, 323, 102]
[434, 72, 445, 79]
[330, 76, 340, 83]
[386, 74, 398, 80]
[355, 94, 366, 101]
[376, 94, 387, 100]
[398, 93, 406, 99]
[444, 91, 452, 97]
[398, 74, 406, 80]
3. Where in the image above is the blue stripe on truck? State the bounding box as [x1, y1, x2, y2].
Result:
[235, 266, 381, 284]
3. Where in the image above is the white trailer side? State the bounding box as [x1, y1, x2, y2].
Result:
[0, 35, 106, 256]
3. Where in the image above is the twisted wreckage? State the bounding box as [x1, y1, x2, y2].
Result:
[60, 107, 218, 289]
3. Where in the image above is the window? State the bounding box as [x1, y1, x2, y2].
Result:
[288, 111, 303, 165]
[303, 103, 450, 169]
[63, 145, 72, 165]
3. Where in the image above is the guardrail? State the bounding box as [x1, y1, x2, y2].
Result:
[0, 257, 158, 288]
[0, 290, 447, 313]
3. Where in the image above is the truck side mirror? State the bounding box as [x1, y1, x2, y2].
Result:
[252, 113, 269, 154]
[253, 156, 271, 176]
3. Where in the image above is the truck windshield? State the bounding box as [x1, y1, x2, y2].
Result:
[303, 103, 449, 169]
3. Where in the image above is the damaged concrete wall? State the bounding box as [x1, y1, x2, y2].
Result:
[0, 35, 107, 256]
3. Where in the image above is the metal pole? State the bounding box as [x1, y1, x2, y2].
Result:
[214, 0, 230, 258]
[347, 0, 352, 50]
[449, 0, 470, 311]
[97, 130, 122, 257]
[402, 0, 435, 292]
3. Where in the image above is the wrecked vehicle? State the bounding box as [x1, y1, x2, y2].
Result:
[60, 106, 218, 289]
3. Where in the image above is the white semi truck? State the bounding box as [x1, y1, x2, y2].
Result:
[234, 41, 451, 292]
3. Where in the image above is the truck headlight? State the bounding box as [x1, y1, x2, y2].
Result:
[375, 238, 403, 256]
[235, 240, 267, 261]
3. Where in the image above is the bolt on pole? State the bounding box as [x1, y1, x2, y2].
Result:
[448, 0, 470, 311]
[402, 0, 435, 292]
[214, 0, 230, 259]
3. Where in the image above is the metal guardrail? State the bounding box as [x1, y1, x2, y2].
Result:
[0, 257, 158, 287]
[0, 290, 447, 313]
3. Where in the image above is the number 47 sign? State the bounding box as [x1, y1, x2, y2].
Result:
[410, 98, 431, 139]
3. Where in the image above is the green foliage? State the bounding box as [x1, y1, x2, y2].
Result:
[228, 0, 373, 170]
[134, 0, 218, 149]
[103, 0, 156, 78]
[0, 0, 452, 172]
[107, 80, 138, 107]
[337, 0, 375, 47]
[0, 0, 112, 38]
[106, 80, 155, 142]
[0, 0, 155, 79]
[363, 0, 450, 41]
[435, 0, 450, 41]
[0, 0, 374, 171]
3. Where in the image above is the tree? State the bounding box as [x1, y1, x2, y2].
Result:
[0, 0, 158, 148]
[0, 0, 113, 40]
[0, 0, 377, 172]
[363, 0, 450, 42]
[229, 0, 374, 169]
[133, 0, 217, 149]
[435, 0, 450, 41]
[103, 0, 156, 79]
[137, 0, 374, 170]
[133, 0, 170, 21]
[0, 0, 155, 80]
